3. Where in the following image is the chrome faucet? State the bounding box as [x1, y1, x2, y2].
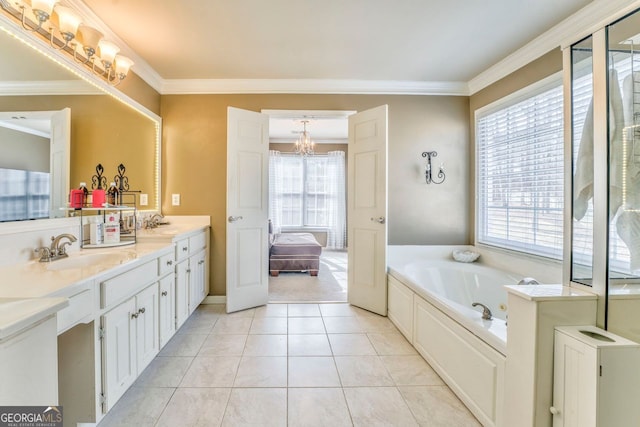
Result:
[144, 213, 166, 229]
[472, 302, 493, 320]
[36, 233, 77, 262]
[517, 277, 539, 286]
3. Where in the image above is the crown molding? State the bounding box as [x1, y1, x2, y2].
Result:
[160, 79, 470, 96]
[64, 0, 164, 92]
[468, 0, 640, 95]
[0, 80, 103, 96]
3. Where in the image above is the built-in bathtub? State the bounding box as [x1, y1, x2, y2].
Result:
[387, 245, 524, 427]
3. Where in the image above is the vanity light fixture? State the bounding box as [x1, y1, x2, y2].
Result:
[19, 0, 58, 31]
[50, 5, 80, 49]
[295, 120, 315, 156]
[8, 0, 133, 85]
[422, 151, 445, 184]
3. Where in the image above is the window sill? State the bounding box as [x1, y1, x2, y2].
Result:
[281, 226, 328, 233]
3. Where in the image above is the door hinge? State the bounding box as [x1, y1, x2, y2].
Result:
[100, 392, 106, 413]
[98, 327, 105, 340]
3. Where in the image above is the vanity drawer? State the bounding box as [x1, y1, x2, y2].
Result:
[101, 261, 157, 308]
[189, 232, 207, 252]
[176, 237, 190, 261]
[57, 287, 95, 334]
[158, 252, 175, 276]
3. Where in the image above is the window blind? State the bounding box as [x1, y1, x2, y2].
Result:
[476, 82, 565, 259]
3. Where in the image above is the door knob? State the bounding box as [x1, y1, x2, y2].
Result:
[228, 215, 243, 223]
[370, 216, 386, 224]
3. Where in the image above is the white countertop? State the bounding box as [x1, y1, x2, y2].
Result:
[505, 284, 597, 301]
[136, 216, 210, 242]
[0, 242, 173, 299]
[0, 297, 68, 340]
[0, 218, 210, 340]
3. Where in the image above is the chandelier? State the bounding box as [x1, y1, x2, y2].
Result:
[0, 0, 133, 86]
[295, 120, 314, 156]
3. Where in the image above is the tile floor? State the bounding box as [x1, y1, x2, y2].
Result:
[98, 303, 481, 427]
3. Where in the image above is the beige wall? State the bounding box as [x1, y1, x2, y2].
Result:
[468, 48, 563, 242]
[0, 127, 49, 172]
[0, 95, 158, 208]
[161, 94, 470, 296]
[117, 71, 162, 116]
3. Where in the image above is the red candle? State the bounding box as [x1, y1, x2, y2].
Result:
[92, 189, 106, 208]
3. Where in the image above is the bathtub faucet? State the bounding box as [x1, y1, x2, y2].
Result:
[517, 277, 539, 286]
[472, 302, 493, 320]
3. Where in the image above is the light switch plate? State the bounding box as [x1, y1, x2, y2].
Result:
[172, 194, 180, 206]
[139, 193, 148, 206]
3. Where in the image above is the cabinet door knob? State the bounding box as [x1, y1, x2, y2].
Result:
[166, 260, 173, 266]
[549, 407, 559, 415]
[131, 312, 139, 319]
[186, 268, 191, 273]
[198, 260, 204, 265]
[138, 307, 146, 314]
[161, 291, 168, 296]
[182, 246, 188, 252]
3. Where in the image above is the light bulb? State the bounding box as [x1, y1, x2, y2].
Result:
[98, 40, 119, 67]
[53, 6, 81, 38]
[114, 55, 134, 78]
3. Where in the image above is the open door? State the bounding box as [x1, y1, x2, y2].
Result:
[347, 105, 388, 315]
[226, 107, 270, 313]
[50, 108, 71, 218]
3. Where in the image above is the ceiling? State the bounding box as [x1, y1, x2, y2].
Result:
[81, 0, 592, 86]
[1, 0, 598, 139]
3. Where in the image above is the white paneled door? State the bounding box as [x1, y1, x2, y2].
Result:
[226, 107, 270, 313]
[50, 108, 70, 218]
[347, 105, 388, 315]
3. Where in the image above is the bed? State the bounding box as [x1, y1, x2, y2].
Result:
[269, 232, 323, 276]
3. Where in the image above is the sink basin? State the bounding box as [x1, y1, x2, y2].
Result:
[46, 251, 136, 271]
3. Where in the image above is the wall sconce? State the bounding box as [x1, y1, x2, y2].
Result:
[6, 0, 133, 85]
[422, 151, 445, 184]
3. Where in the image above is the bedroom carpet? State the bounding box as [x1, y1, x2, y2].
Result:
[269, 249, 347, 302]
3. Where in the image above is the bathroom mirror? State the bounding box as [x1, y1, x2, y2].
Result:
[571, 35, 594, 286]
[0, 20, 159, 222]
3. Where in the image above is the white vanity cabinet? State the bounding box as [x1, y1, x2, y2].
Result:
[101, 282, 159, 412]
[552, 326, 640, 427]
[158, 251, 176, 347]
[175, 229, 209, 328]
[99, 258, 163, 413]
[189, 249, 207, 313]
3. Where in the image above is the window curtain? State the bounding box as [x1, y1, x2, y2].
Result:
[268, 150, 283, 234]
[326, 151, 346, 249]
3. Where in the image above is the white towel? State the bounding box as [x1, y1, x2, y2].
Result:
[573, 69, 625, 220]
[573, 98, 594, 220]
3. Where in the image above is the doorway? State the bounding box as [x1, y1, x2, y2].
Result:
[264, 110, 352, 303]
[226, 105, 388, 315]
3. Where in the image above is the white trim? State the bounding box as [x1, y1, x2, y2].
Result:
[203, 295, 226, 304]
[0, 80, 103, 96]
[474, 71, 563, 118]
[160, 79, 470, 96]
[0, 216, 78, 236]
[262, 109, 356, 119]
[469, 0, 640, 95]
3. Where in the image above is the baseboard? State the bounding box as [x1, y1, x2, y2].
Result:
[203, 295, 226, 304]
